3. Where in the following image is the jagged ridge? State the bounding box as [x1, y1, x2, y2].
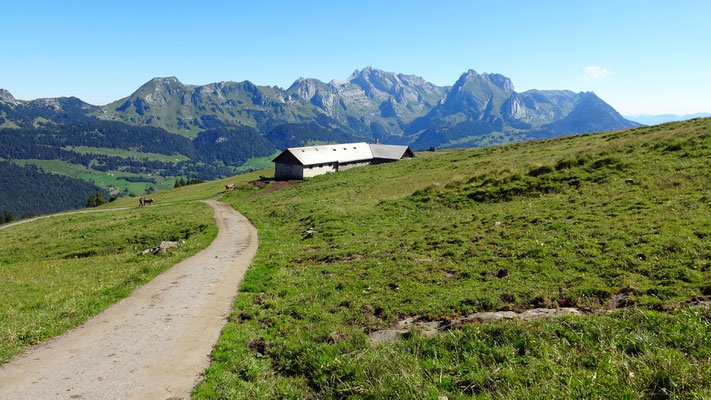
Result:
[0, 67, 640, 149]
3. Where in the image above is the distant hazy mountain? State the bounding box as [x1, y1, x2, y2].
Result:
[1, 67, 640, 151]
[623, 113, 711, 126]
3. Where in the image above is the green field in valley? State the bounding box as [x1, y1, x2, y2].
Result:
[12, 151, 271, 199]
[13, 159, 171, 196]
[65, 146, 192, 163]
[193, 118, 711, 399]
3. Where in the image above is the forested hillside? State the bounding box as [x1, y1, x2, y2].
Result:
[0, 121, 276, 211]
[0, 162, 106, 218]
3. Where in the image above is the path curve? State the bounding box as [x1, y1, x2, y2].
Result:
[0, 199, 258, 399]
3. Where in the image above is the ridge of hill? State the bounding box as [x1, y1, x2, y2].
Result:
[624, 112, 711, 125]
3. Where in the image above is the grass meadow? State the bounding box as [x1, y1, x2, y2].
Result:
[0, 201, 217, 364]
[194, 118, 711, 399]
[1, 117, 710, 398]
[0, 168, 266, 363]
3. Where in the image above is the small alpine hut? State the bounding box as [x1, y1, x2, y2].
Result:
[272, 142, 414, 180]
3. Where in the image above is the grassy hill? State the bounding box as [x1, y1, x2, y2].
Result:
[194, 118, 711, 398]
[0, 172, 263, 363]
[1, 118, 709, 398]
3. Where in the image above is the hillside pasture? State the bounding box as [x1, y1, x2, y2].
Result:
[0, 202, 216, 364]
[195, 118, 711, 398]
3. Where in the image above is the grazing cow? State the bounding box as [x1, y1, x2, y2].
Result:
[143, 198, 154, 205]
[225, 183, 236, 191]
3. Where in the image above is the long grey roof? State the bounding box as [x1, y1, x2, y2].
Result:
[273, 142, 412, 166]
[369, 144, 411, 160]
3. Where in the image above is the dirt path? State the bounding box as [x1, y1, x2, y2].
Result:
[0, 199, 258, 399]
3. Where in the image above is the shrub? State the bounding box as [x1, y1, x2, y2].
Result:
[86, 192, 106, 208]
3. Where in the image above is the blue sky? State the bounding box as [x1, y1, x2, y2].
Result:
[1, 1, 709, 114]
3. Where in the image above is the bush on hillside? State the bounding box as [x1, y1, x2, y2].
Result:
[86, 192, 106, 208]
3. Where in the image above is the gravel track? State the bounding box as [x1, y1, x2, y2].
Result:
[0, 199, 258, 399]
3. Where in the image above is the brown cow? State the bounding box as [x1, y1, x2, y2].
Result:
[225, 183, 236, 191]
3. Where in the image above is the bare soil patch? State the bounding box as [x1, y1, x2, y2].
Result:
[247, 180, 302, 199]
[369, 308, 583, 344]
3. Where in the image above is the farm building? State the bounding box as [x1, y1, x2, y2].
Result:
[272, 142, 414, 180]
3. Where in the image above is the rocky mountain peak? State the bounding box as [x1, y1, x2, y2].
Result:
[358, 66, 377, 74]
[483, 73, 514, 92]
[150, 76, 182, 85]
[345, 67, 408, 98]
[291, 77, 307, 85]
[131, 76, 189, 105]
[287, 77, 332, 102]
[138, 77, 186, 94]
[451, 69, 481, 88]
[464, 69, 479, 78]
[346, 66, 387, 82]
[0, 88, 20, 105]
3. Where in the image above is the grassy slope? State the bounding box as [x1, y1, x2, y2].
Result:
[0, 170, 264, 364]
[195, 119, 711, 398]
[0, 203, 214, 363]
[234, 151, 282, 173]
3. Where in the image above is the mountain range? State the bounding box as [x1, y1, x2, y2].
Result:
[1, 67, 643, 216]
[1, 67, 640, 150]
[623, 113, 711, 126]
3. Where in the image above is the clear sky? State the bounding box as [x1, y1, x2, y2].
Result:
[1, 1, 709, 115]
